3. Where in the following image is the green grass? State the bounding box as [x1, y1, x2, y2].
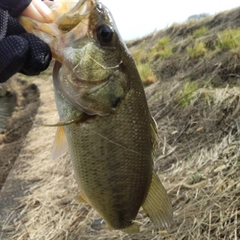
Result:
[132, 36, 173, 63]
[178, 80, 199, 107]
[132, 49, 157, 85]
[188, 172, 206, 184]
[132, 49, 145, 64]
[187, 41, 207, 58]
[193, 26, 208, 38]
[158, 36, 170, 48]
[215, 28, 240, 51]
[155, 36, 173, 58]
[136, 63, 157, 85]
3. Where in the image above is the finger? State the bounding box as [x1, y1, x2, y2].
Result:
[32, 0, 54, 22]
[21, 0, 54, 23]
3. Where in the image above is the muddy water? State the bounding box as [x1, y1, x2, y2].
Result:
[0, 93, 16, 133]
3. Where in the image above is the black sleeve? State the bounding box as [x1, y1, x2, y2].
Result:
[0, 0, 31, 18]
[0, 8, 52, 82]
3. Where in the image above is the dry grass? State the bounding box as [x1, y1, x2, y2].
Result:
[146, 83, 240, 239]
[1, 75, 239, 240]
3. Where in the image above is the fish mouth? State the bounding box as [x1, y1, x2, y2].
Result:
[55, 0, 97, 32]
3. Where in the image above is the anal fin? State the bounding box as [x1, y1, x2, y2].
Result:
[142, 172, 173, 229]
[75, 191, 89, 205]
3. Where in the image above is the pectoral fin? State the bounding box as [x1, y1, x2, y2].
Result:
[142, 172, 173, 229]
[50, 114, 91, 160]
[51, 126, 68, 160]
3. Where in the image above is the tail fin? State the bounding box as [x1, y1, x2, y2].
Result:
[142, 172, 173, 229]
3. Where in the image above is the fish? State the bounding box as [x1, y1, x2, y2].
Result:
[19, 0, 173, 232]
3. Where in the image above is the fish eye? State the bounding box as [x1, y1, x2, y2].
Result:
[96, 24, 113, 44]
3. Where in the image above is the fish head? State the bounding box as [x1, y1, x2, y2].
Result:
[55, 0, 132, 116]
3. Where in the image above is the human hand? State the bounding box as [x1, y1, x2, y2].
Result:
[0, 7, 52, 83]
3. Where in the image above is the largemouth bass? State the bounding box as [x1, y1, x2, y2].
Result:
[19, 0, 172, 232]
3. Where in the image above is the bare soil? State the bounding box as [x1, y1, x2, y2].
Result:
[0, 77, 40, 190]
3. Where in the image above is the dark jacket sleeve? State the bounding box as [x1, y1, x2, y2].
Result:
[0, 0, 31, 18]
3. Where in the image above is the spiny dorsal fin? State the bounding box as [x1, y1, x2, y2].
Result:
[51, 126, 68, 160]
[142, 172, 173, 229]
